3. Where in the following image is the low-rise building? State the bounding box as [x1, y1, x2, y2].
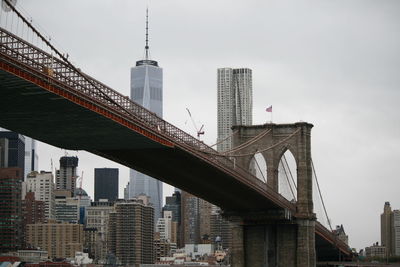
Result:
[16, 250, 48, 263]
[26, 221, 83, 259]
[365, 242, 386, 258]
[184, 244, 214, 260]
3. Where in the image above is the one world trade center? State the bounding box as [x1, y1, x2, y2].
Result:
[129, 9, 163, 225]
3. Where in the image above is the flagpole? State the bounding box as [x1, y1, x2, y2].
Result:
[266, 105, 273, 123]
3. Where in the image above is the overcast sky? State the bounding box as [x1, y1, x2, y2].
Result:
[4, 0, 400, 251]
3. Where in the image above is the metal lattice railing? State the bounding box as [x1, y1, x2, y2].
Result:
[0, 26, 296, 212]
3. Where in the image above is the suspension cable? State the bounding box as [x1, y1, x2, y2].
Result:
[280, 158, 296, 201]
[209, 130, 239, 148]
[253, 156, 267, 183]
[283, 154, 297, 190]
[222, 128, 271, 154]
[311, 158, 332, 231]
[200, 129, 300, 158]
[3, 0, 67, 63]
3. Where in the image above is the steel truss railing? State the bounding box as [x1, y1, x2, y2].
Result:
[315, 221, 351, 255]
[0, 26, 295, 212]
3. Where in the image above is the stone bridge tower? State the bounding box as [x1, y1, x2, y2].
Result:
[228, 122, 315, 267]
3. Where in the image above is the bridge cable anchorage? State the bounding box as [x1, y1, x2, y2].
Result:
[220, 128, 271, 154]
[0, 0, 141, 123]
[311, 158, 333, 232]
[280, 156, 297, 201]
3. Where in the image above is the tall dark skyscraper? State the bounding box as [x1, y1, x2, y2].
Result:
[0, 167, 23, 252]
[94, 168, 119, 202]
[163, 191, 181, 223]
[128, 9, 163, 225]
[0, 131, 25, 177]
[56, 156, 78, 193]
[0, 128, 39, 179]
[163, 191, 181, 247]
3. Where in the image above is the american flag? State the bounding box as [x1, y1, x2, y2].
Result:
[266, 105, 272, 112]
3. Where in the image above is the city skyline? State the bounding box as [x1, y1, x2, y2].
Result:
[11, 0, 399, 251]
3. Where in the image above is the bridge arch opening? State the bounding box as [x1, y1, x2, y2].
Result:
[249, 152, 267, 183]
[278, 149, 297, 202]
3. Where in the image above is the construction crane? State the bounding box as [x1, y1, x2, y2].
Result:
[186, 108, 204, 139]
[75, 171, 84, 200]
[79, 171, 84, 190]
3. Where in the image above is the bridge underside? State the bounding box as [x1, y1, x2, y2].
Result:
[0, 68, 282, 213]
[315, 233, 351, 262]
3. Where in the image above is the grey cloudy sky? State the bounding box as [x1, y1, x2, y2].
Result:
[7, 0, 400, 250]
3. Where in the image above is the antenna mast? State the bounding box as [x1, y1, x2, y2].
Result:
[145, 8, 149, 60]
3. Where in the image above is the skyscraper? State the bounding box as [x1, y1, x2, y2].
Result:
[25, 171, 55, 221]
[128, 9, 163, 225]
[0, 167, 23, 252]
[381, 201, 393, 256]
[24, 137, 38, 179]
[214, 68, 253, 250]
[0, 128, 38, 179]
[217, 68, 252, 152]
[393, 210, 400, 256]
[108, 198, 154, 265]
[86, 200, 114, 262]
[0, 131, 25, 176]
[56, 156, 78, 193]
[163, 191, 181, 247]
[163, 191, 181, 224]
[181, 191, 199, 245]
[94, 168, 119, 202]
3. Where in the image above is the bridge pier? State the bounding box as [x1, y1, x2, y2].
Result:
[230, 219, 315, 267]
[231, 220, 315, 267]
[230, 122, 316, 267]
[231, 221, 245, 267]
[296, 219, 316, 267]
[245, 225, 277, 266]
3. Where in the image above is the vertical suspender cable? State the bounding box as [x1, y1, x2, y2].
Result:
[311, 158, 332, 231]
[283, 154, 297, 190]
[281, 158, 296, 201]
[253, 156, 267, 183]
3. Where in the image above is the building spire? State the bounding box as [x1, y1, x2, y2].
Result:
[145, 8, 149, 60]
[135, 7, 158, 67]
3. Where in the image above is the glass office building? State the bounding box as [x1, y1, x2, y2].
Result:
[128, 22, 163, 225]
